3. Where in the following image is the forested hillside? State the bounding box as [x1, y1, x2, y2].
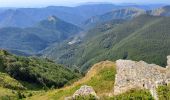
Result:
[0, 50, 80, 88]
[43, 14, 170, 71]
[0, 16, 81, 55]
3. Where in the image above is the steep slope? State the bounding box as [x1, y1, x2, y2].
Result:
[0, 68, 28, 99]
[0, 59, 166, 100]
[82, 7, 145, 29]
[0, 27, 47, 54]
[42, 19, 126, 70]
[37, 16, 82, 40]
[0, 50, 80, 88]
[0, 16, 81, 54]
[149, 5, 170, 16]
[0, 72, 25, 99]
[0, 72, 24, 90]
[28, 61, 154, 100]
[107, 16, 170, 66]
[44, 15, 168, 71]
[28, 61, 116, 100]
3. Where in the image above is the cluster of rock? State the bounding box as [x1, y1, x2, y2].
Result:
[65, 85, 98, 100]
[114, 56, 170, 100]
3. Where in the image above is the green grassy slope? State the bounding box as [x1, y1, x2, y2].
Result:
[28, 61, 153, 100]
[0, 87, 18, 100]
[28, 61, 116, 100]
[0, 72, 24, 90]
[157, 84, 170, 99]
[0, 71, 46, 100]
[0, 72, 26, 100]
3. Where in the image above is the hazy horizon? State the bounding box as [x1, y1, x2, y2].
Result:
[0, 0, 169, 8]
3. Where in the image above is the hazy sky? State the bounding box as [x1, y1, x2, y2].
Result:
[0, 0, 169, 7]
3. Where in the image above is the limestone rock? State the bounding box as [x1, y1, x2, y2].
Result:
[72, 85, 98, 99]
[155, 80, 166, 88]
[114, 55, 170, 100]
[167, 56, 170, 69]
[165, 78, 170, 85]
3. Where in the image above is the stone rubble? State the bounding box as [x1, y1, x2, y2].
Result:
[114, 56, 170, 100]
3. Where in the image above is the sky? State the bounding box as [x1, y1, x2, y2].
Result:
[0, 0, 169, 7]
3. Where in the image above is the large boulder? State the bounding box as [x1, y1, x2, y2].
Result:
[73, 85, 98, 99]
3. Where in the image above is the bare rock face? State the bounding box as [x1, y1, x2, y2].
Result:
[72, 85, 98, 99]
[114, 56, 170, 100]
[167, 56, 170, 69]
[166, 56, 170, 79]
[65, 85, 98, 100]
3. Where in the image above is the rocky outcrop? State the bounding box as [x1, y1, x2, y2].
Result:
[65, 85, 98, 100]
[114, 56, 170, 100]
[167, 56, 170, 69]
[73, 85, 97, 98]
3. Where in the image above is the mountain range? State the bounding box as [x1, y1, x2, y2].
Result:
[0, 4, 165, 28]
[0, 4, 122, 28]
[43, 6, 170, 71]
[82, 7, 145, 29]
[148, 5, 170, 16]
[0, 3, 170, 100]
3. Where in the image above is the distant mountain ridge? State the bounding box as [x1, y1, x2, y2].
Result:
[0, 4, 120, 28]
[0, 16, 81, 55]
[83, 7, 145, 29]
[0, 9, 36, 28]
[38, 16, 81, 36]
[0, 3, 164, 28]
[149, 5, 170, 16]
